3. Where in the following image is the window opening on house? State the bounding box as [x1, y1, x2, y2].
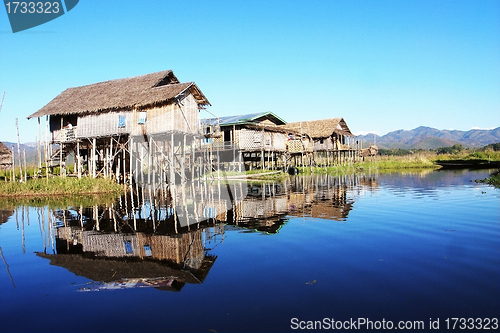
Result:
[118, 115, 126, 128]
[138, 112, 147, 124]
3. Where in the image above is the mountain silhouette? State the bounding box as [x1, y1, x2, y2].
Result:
[356, 126, 500, 149]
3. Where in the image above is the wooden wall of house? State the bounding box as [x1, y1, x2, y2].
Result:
[133, 94, 199, 136]
[77, 110, 132, 139]
[235, 128, 288, 151]
[238, 128, 262, 150]
[256, 119, 278, 127]
[74, 93, 199, 139]
[81, 232, 139, 257]
[312, 137, 335, 151]
[138, 231, 203, 266]
[287, 137, 313, 153]
[311, 134, 347, 151]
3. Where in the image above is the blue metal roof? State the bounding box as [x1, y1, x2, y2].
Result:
[200, 112, 286, 126]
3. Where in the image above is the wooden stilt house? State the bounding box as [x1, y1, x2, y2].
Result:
[200, 112, 304, 170]
[27, 70, 210, 183]
[280, 118, 359, 165]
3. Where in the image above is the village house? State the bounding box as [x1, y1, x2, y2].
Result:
[200, 112, 303, 170]
[27, 70, 210, 183]
[280, 118, 360, 165]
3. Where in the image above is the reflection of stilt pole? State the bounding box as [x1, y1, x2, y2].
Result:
[93, 205, 99, 231]
[0, 247, 15, 288]
[130, 185, 137, 231]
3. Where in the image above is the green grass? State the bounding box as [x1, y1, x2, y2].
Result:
[0, 176, 123, 197]
[477, 170, 500, 189]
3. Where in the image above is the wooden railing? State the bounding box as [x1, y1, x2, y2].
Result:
[53, 127, 77, 143]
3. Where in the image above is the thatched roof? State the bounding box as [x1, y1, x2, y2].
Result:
[0, 142, 12, 169]
[27, 70, 210, 119]
[279, 118, 354, 138]
[0, 142, 11, 155]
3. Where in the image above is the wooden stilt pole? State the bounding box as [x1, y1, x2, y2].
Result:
[59, 118, 63, 177]
[23, 149, 27, 182]
[92, 138, 96, 178]
[11, 145, 15, 182]
[15, 118, 23, 182]
[37, 118, 42, 176]
[129, 136, 134, 185]
[77, 141, 81, 178]
[148, 136, 152, 185]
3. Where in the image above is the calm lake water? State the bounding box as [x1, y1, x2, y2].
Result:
[0, 169, 498, 332]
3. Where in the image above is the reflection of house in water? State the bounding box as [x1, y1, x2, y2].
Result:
[226, 174, 368, 233]
[35, 174, 377, 289]
[39, 225, 220, 292]
[37, 186, 228, 292]
[286, 175, 356, 222]
[231, 183, 290, 234]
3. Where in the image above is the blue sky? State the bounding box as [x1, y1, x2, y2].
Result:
[1, 0, 499, 143]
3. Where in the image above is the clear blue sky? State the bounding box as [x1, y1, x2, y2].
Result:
[1, 0, 499, 143]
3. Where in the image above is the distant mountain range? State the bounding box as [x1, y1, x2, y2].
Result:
[356, 126, 500, 150]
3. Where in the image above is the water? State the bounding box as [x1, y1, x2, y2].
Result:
[0, 169, 498, 332]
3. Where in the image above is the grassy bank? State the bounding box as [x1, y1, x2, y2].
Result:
[298, 153, 439, 175]
[0, 177, 123, 197]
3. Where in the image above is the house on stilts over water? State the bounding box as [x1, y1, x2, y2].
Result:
[201, 112, 305, 171]
[27, 70, 212, 184]
[27, 70, 373, 182]
[279, 118, 362, 167]
[201, 113, 366, 171]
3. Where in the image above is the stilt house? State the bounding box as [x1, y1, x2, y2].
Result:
[200, 112, 305, 170]
[280, 118, 359, 164]
[201, 112, 288, 151]
[27, 70, 210, 181]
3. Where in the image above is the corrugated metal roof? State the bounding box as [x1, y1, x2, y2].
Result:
[201, 112, 286, 126]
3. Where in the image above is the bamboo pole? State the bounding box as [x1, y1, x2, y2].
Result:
[170, 132, 174, 186]
[92, 138, 96, 178]
[129, 136, 133, 185]
[148, 136, 152, 185]
[11, 145, 15, 182]
[59, 118, 63, 177]
[37, 118, 41, 176]
[15, 118, 23, 182]
[23, 149, 27, 182]
[77, 141, 81, 178]
[140, 145, 144, 184]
